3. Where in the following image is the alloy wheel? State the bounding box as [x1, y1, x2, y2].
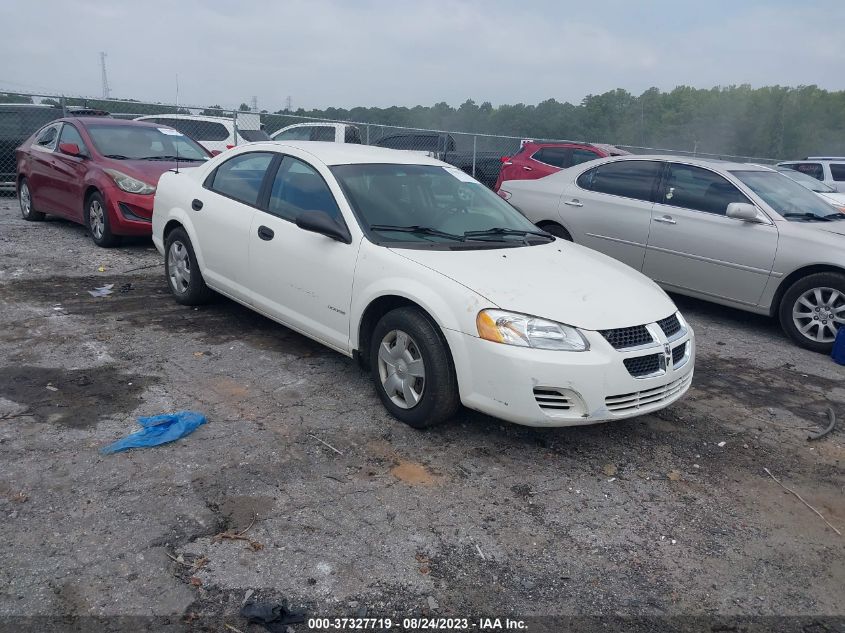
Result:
[167, 240, 192, 294]
[89, 199, 105, 239]
[377, 329, 426, 409]
[19, 182, 31, 218]
[792, 287, 844, 344]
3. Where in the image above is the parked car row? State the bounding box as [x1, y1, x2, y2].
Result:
[10, 114, 843, 434]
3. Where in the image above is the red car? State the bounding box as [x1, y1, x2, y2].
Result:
[494, 141, 629, 192]
[16, 117, 210, 247]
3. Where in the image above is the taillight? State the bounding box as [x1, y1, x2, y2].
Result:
[500, 156, 510, 163]
[497, 190, 512, 200]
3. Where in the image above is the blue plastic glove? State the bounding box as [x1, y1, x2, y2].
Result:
[100, 411, 207, 454]
[833, 328, 845, 366]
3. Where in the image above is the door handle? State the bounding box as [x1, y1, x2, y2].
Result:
[563, 199, 583, 207]
[191, 199, 203, 211]
[257, 225, 274, 241]
[523, 166, 533, 171]
[654, 215, 676, 224]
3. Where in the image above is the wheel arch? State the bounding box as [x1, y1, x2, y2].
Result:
[772, 264, 845, 316]
[536, 219, 573, 241]
[355, 294, 457, 373]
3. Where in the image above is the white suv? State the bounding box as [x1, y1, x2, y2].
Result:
[134, 113, 270, 153]
[778, 157, 845, 193]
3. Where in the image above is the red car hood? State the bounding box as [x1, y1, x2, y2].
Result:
[100, 158, 203, 185]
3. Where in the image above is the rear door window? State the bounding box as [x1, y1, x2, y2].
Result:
[571, 148, 600, 165]
[309, 126, 336, 142]
[344, 126, 362, 144]
[588, 160, 662, 202]
[533, 148, 569, 168]
[275, 126, 312, 141]
[830, 163, 845, 182]
[267, 155, 342, 222]
[661, 163, 750, 215]
[34, 123, 61, 150]
[207, 152, 274, 206]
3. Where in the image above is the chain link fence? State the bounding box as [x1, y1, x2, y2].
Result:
[0, 91, 782, 193]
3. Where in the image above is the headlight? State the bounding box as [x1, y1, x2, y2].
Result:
[476, 309, 589, 351]
[104, 169, 156, 195]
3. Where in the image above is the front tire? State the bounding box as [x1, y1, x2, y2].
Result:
[778, 272, 845, 353]
[85, 191, 121, 247]
[18, 178, 45, 221]
[369, 307, 460, 429]
[164, 227, 214, 305]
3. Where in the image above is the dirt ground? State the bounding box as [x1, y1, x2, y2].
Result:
[0, 196, 843, 632]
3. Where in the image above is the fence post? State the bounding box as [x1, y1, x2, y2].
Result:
[60, 96, 67, 117]
[472, 135, 477, 177]
[366, 124, 370, 146]
[232, 109, 238, 146]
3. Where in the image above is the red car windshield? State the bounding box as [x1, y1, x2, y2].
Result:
[86, 124, 209, 161]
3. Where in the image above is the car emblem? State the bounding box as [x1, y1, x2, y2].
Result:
[664, 344, 672, 367]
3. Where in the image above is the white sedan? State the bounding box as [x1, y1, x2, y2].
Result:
[152, 142, 694, 428]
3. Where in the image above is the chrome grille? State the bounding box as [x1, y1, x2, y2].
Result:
[657, 314, 682, 339]
[623, 354, 661, 377]
[605, 374, 693, 413]
[533, 387, 572, 411]
[600, 325, 653, 349]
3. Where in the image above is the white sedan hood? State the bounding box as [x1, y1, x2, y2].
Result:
[391, 241, 676, 331]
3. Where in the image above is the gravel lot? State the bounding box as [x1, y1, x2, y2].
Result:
[0, 196, 843, 631]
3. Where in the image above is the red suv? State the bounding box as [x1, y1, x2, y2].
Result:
[494, 141, 629, 191]
[16, 117, 210, 247]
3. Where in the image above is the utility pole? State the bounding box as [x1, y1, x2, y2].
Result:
[99, 52, 110, 99]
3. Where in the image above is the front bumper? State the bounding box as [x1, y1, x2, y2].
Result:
[444, 318, 695, 427]
[106, 191, 154, 236]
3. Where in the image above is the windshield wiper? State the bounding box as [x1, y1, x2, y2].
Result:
[139, 155, 205, 161]
[464, 227, 554, 241]
[369, 224, 465, 241]
[823, 212, 845, 220]
[782, 213, 831, 222]
[103, 154, 129, 160]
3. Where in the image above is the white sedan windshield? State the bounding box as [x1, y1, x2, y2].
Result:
[332, 164, 551, 245]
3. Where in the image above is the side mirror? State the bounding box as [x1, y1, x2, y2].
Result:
[726, 202, 761, 222]
[58, 142, 81, 157]
[295, 210, 351, 243]
[210, 149, 222, 156]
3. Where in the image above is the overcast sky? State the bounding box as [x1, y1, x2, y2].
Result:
[1, 0, 843, 111]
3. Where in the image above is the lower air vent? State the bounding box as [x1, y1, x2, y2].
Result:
[533, 387, 573, 411]
[605, 373, 693, 413]
[623, 353, 661, 377]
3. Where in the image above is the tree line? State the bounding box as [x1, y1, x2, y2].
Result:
[4, 84, 843, 159]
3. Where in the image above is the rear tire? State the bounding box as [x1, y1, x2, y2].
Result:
[165, 227, 214, 306]
[369, 307, 460, 429]
[18, 178, 45, 221]
[539, 222, 572, 241]
[778, 272, 845, 353]
[85, 191, 121, 247]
